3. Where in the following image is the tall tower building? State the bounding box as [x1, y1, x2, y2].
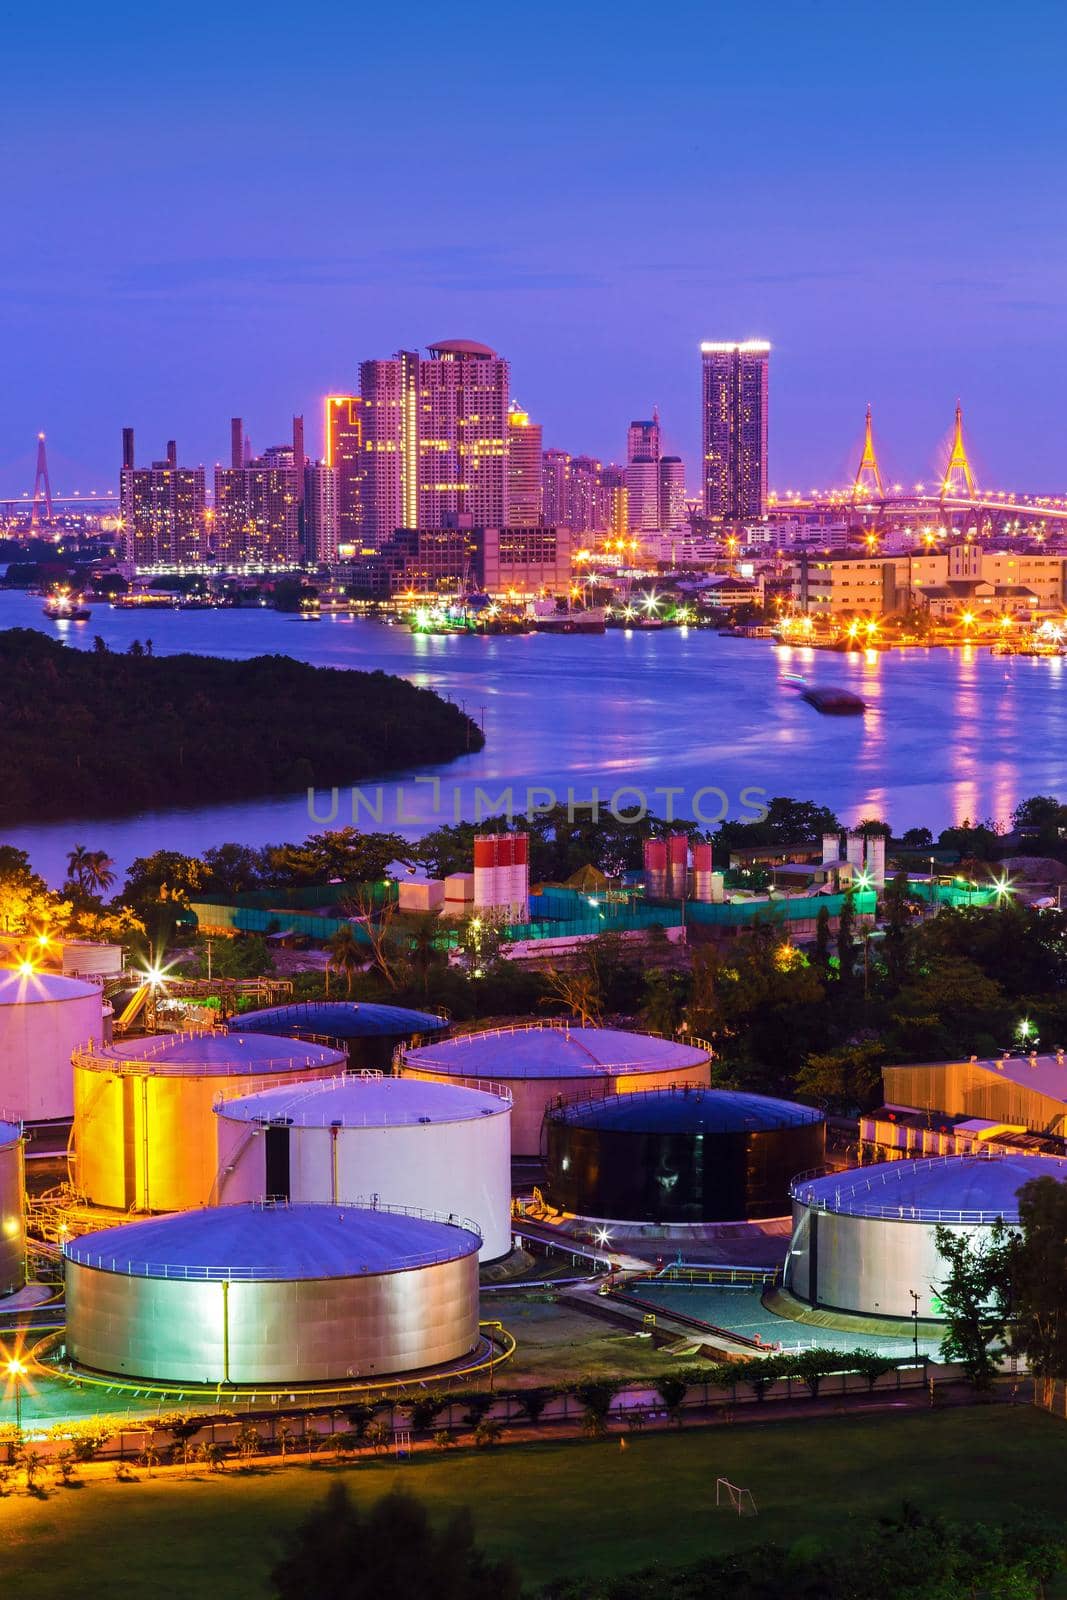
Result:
[541, 449, 571, 529]
[658, 456, 686, 531]
[625, 456, 661, 533]
[700, 341, 770, 523]
[358, 341, 509, 543]
[304, 461, 339, 563]
[507, 403, 543, 526]
[627, 413, 661, 466]
[119, 430, 206, 567]
[324, 396, 365, 547]
[213, 416, 303, 566]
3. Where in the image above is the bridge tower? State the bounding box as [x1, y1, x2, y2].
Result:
[940, 403, 977, 498]
[852, 405, 884, 500]
[30, 432, 54, 528]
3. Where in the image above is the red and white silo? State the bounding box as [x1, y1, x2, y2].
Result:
[643, 838, 667, 899]
[667, 834, 690, 899]
[692, 841, 714, 902]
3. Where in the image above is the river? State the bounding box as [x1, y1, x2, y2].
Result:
[2, 589, 1063, 884]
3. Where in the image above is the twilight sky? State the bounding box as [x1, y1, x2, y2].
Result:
[2, 0, 1065, 499]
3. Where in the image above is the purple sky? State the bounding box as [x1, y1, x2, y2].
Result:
[2, 0, 1066, 500]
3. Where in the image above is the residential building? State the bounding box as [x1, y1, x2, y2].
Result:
[304, 461, 339, 563]
[658, 456, 686, 530]
[701, 340, 770, 523]
[119, 430, 206, 567]
[213, 416, 304, 566]
[627, 414, 660, 465]
[625, 456, 660, 533]
[381, 521, 571, 597]
[507, 404, 543, 526]
[324, 396, 364, 548]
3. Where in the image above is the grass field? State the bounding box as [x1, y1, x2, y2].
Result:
[1, 1406, 1065, 1598]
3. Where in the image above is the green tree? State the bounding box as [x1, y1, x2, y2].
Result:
[814, 904, 831, 973]
[1012, 1174, 1067, 1402]
[268, 828, 409, 886]
[933, 1217, 1017, 1391]
[794, 1041, 885, 1114]
[836, 890, 857, 986]
[328, 924, 365, 997]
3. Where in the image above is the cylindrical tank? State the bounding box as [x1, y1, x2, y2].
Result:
[643, 839, 667, 899]
[401, 1023, 712, 1157]
[667, 834, 689, 899]
[0, 1120, 25, 1297]
[785, 1153, 1067, 1320]
[544, 1087, 825, 1222]
[64, 1201, 482, 1384]
[692, 841, 714, 903]
[0, 969, 104, 1122]
[226, 1001, 447, 1072]
[61, 943, 124, 980]
[72, 1030, 346, 1213]
[215, 1075, 513, 1260]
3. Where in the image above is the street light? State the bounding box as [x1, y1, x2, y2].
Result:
[6, 1356, 27, 1436]
[909, 1290, 920, 1364]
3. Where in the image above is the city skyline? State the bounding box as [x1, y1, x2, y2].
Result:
[3, 0, 1067, 497]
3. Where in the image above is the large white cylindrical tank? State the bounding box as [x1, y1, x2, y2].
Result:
[64, 1202, 482, 1384]
[61, 943, 124, 980]
[0, 1120, 25, 1296]
[401, 1023, 712, 1157]
[72, 1031, 346, 1213]
[785, 1153, 1067, 1320]
[215, 1075, 513, 1261]
[0, 970, 104, 1122]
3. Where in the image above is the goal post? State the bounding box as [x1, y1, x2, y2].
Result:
[716, 1477, 757, 1516]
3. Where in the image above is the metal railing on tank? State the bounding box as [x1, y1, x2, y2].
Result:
[788, 1151, 1047, 1224]
[72, 1032, 346, 1077]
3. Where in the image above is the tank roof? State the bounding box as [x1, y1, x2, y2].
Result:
[403, 1023, 709, 1080]
[427, 338, 497, 357]
[228, 1001, 447, 1040]
[217, 1074, 511, 1128]
[792, 1153, 1067, 1224]
[0, 969, 100, 1006]
[84, 1029, 345, 1076]
[551, 1087, 823, 1135]
[0, 1119, 21, 1148]
[63, 1202, 481, 1280]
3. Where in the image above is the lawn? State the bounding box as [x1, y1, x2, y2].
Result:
[0, 1407, 1065, 1598]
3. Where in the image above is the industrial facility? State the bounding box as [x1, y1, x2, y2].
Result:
[0, 1119, 25, 1296]
[214, 1074, 513, 1260]
[71, 1030, 347, 1213]
[544, 1086, 825, 1223]
[227, 1000, 448, 1071]
[784, 1152, 1067, 1320]
[0, 969, 106, 1123]
[882, 1052, 1067, 1139]
[400, 1022, 711, 1155]
[63, 1201, 482, 1385]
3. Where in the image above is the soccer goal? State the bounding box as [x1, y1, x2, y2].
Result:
[716, 1477, 757, 1516]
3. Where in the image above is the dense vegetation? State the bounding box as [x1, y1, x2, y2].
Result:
[0, 629, 482, 823]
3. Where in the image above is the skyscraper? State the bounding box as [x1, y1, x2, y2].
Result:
[213, 416, 304, 565]
[625, 456, 660, 533]
[507, 403, 543, 526]
[627, 413, 661, 466]
[658, 456, 686, 530]
[324, 396, 364, 547]
[358, 341, 509, 543]
[119, 431, 206, 566]
[700, 341, 770, 522]
[304, 461, 338, 563]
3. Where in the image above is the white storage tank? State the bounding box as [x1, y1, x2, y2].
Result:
[63, 1201, 482, 1384]
[0, 1119, 25, 1297]
[401, 1022, 712, 1156]
[61, 942, 124, 980]
[785, 1152, 1067, 1320]
[71, 1030, 346, 1213]
[215, 1075, 513, 1261]
[0, 969, 104, 1122]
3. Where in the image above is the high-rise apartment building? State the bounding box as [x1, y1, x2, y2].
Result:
[119, 431, 206, 566]
[213, 416, 304, 566]
[541, 450, 617, 535]
[324, 396, 364, 547]
[304, 461, 339, 563]
[701, 341, 770, 522]
[625, 456, 660, 533]
[358, 341, 509, 545]
[507, 404, 543, 526]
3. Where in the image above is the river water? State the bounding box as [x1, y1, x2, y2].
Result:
[2, 589, 1064, 883]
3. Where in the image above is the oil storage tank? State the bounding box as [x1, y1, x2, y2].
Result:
[400, 1023, 711, 1156]
[63, 1201, 482, 1384]
[785, 1152, 1067, 1320]
[72, 1030, 346, 1214]
[0, 1120, 25, 1296]
[0, 969, 104, 1122]
[215, 1075, 512, 1260]
[227, 1001, 447, 1071]
[544, 1087, 825, 1222]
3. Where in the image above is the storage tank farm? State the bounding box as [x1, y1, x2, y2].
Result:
[226, 1000, 447, 1072]
[71, 1030, 346, 1213]
[0, 968, 105, 1122]
[400, 1023, 712, 1156]
[545, 1087, 825, 1223]
[63, 1201, 482, 1385]
[0, 1119, 26, 1296]
[785, 1152, 1067, 1320]
[214, 1074, 513, 1260]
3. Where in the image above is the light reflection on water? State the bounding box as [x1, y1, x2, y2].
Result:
[3, 590, 1067, 882]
